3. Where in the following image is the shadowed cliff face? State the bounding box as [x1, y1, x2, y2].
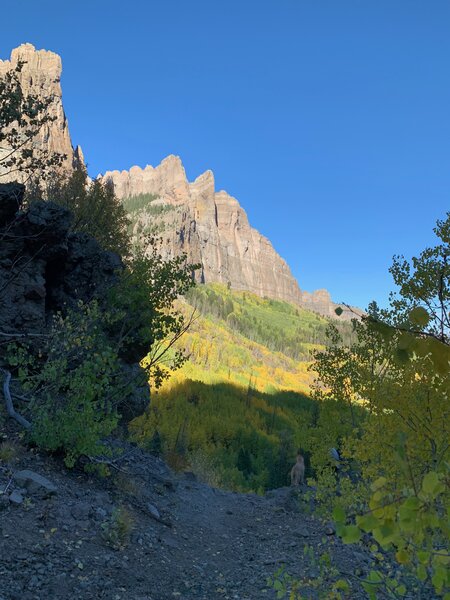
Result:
[102, 157, 353, 318]
[0, 183, 148, 420]
[0, 43, 83, 181]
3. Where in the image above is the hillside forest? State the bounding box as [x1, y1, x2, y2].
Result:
[0, 59, 449, 599]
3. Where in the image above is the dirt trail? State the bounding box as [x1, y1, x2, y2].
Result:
[0, 441, 369, 600]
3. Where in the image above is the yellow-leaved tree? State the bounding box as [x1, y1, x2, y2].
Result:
[276, 213, 450, 599]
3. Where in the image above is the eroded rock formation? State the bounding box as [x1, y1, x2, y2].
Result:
[102, 157, 352, 318]
[1, 43, 354, 318]
[0, 43, 83, 180]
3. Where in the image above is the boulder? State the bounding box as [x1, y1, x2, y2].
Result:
[13, 469, 57, 495]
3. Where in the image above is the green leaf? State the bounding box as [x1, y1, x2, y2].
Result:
[273, 580, 283, 591]
[362, 582, 377, 600]
[395, 548, 410, 564]
[417, 551, 430, 565]
[371, 476, 387, 492]
[356, 513, 379, 532]
[341, 525, 361, 544]
[335, 306, 344, 316]
[432, 566, 446, 592]
[368, 570, 383, 583]
[334, 579, 350, 592]
[422, 471, 443, 497]
[402, 496, 420, 510]
[409, 306, 430, 327]
[417, 564, 427, 581]
[332, 505, 346, 524]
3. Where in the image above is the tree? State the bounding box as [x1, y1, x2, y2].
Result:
[31, 167, 131, 256]
[389, 211, 449, 344]
[302, 213, 450, 598]
[108, 237, 200, 388]
[0, 60, 64, 181]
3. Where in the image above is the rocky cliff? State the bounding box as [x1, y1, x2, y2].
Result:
[0, 43, 83, 180]
[102, 157, 351, 318]
[1, 43, 353, 318]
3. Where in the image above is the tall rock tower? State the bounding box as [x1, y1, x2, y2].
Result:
[0, 43, 83, 180]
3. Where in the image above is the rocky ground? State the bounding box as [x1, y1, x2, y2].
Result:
[0, 427, 372, 600]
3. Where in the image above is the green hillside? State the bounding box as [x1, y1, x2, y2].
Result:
[173, 283, 351, 393]
[185, 283, 355, 360]
[131, 284, 358, 492]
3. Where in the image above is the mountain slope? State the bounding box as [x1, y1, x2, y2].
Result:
[171, 283, 338, 394]
[130, 285, 359, 492]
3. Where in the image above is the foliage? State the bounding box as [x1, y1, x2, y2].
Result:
[30, 167, 131, 257]
[7, 301, 121, 467]
[109, 238, 199, 387]
[170, 283, 337, 394]
[121, 193, 176, 240]
[300, 213, 450, 598]
[130, 377, 359, 493]
[268, 546, 352, 599]
[334, 465, 450, 598]
[186, 283, 355, 361]
[130, 284, 364, 492]
[122, 193, 159, 213]
[101, 506, 135, 549]
[0, 59, 64, 180]
[389, 210, 449, 344]
[0, 440, 20, 464]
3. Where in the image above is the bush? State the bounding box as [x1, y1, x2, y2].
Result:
[101, 507, 135, 549]
[30, 168, 131, 257]
[8, 301, 121, 467]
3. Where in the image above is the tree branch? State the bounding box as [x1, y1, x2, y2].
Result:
[2, 369, 31, 430]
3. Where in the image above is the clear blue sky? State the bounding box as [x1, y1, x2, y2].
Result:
[2, 0, 449, 309]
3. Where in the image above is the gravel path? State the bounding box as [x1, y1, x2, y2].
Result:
[0, 441, 370, 600]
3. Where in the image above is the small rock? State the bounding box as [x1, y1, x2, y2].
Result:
[70, 502, 91, 520]
[13, 470, 57, 495]
[147, 503, 161, 520]
[9, 490, 24, 505]
[95, 507, 107, 519]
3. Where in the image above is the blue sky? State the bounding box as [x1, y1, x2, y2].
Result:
[2, 0, 449, 309]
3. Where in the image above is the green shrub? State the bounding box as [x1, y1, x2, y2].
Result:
[8, 301, 121, 467]
[101, 507, 135, 549]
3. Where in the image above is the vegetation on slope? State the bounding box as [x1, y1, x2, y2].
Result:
[122, 192, 176, 238]
[131, 285, 361, 492]
[131, 379, 361, 493]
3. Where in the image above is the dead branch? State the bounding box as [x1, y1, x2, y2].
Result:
[2, 369, 31, 430]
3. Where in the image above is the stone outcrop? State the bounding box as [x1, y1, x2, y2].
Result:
[0, 43, 83, 180]
[102, 156, 353, 318]
[0, 183, 148, 419]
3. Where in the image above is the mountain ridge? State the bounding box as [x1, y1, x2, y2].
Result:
[1, 43, 355, 319]
[102, 157, 353, 318]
